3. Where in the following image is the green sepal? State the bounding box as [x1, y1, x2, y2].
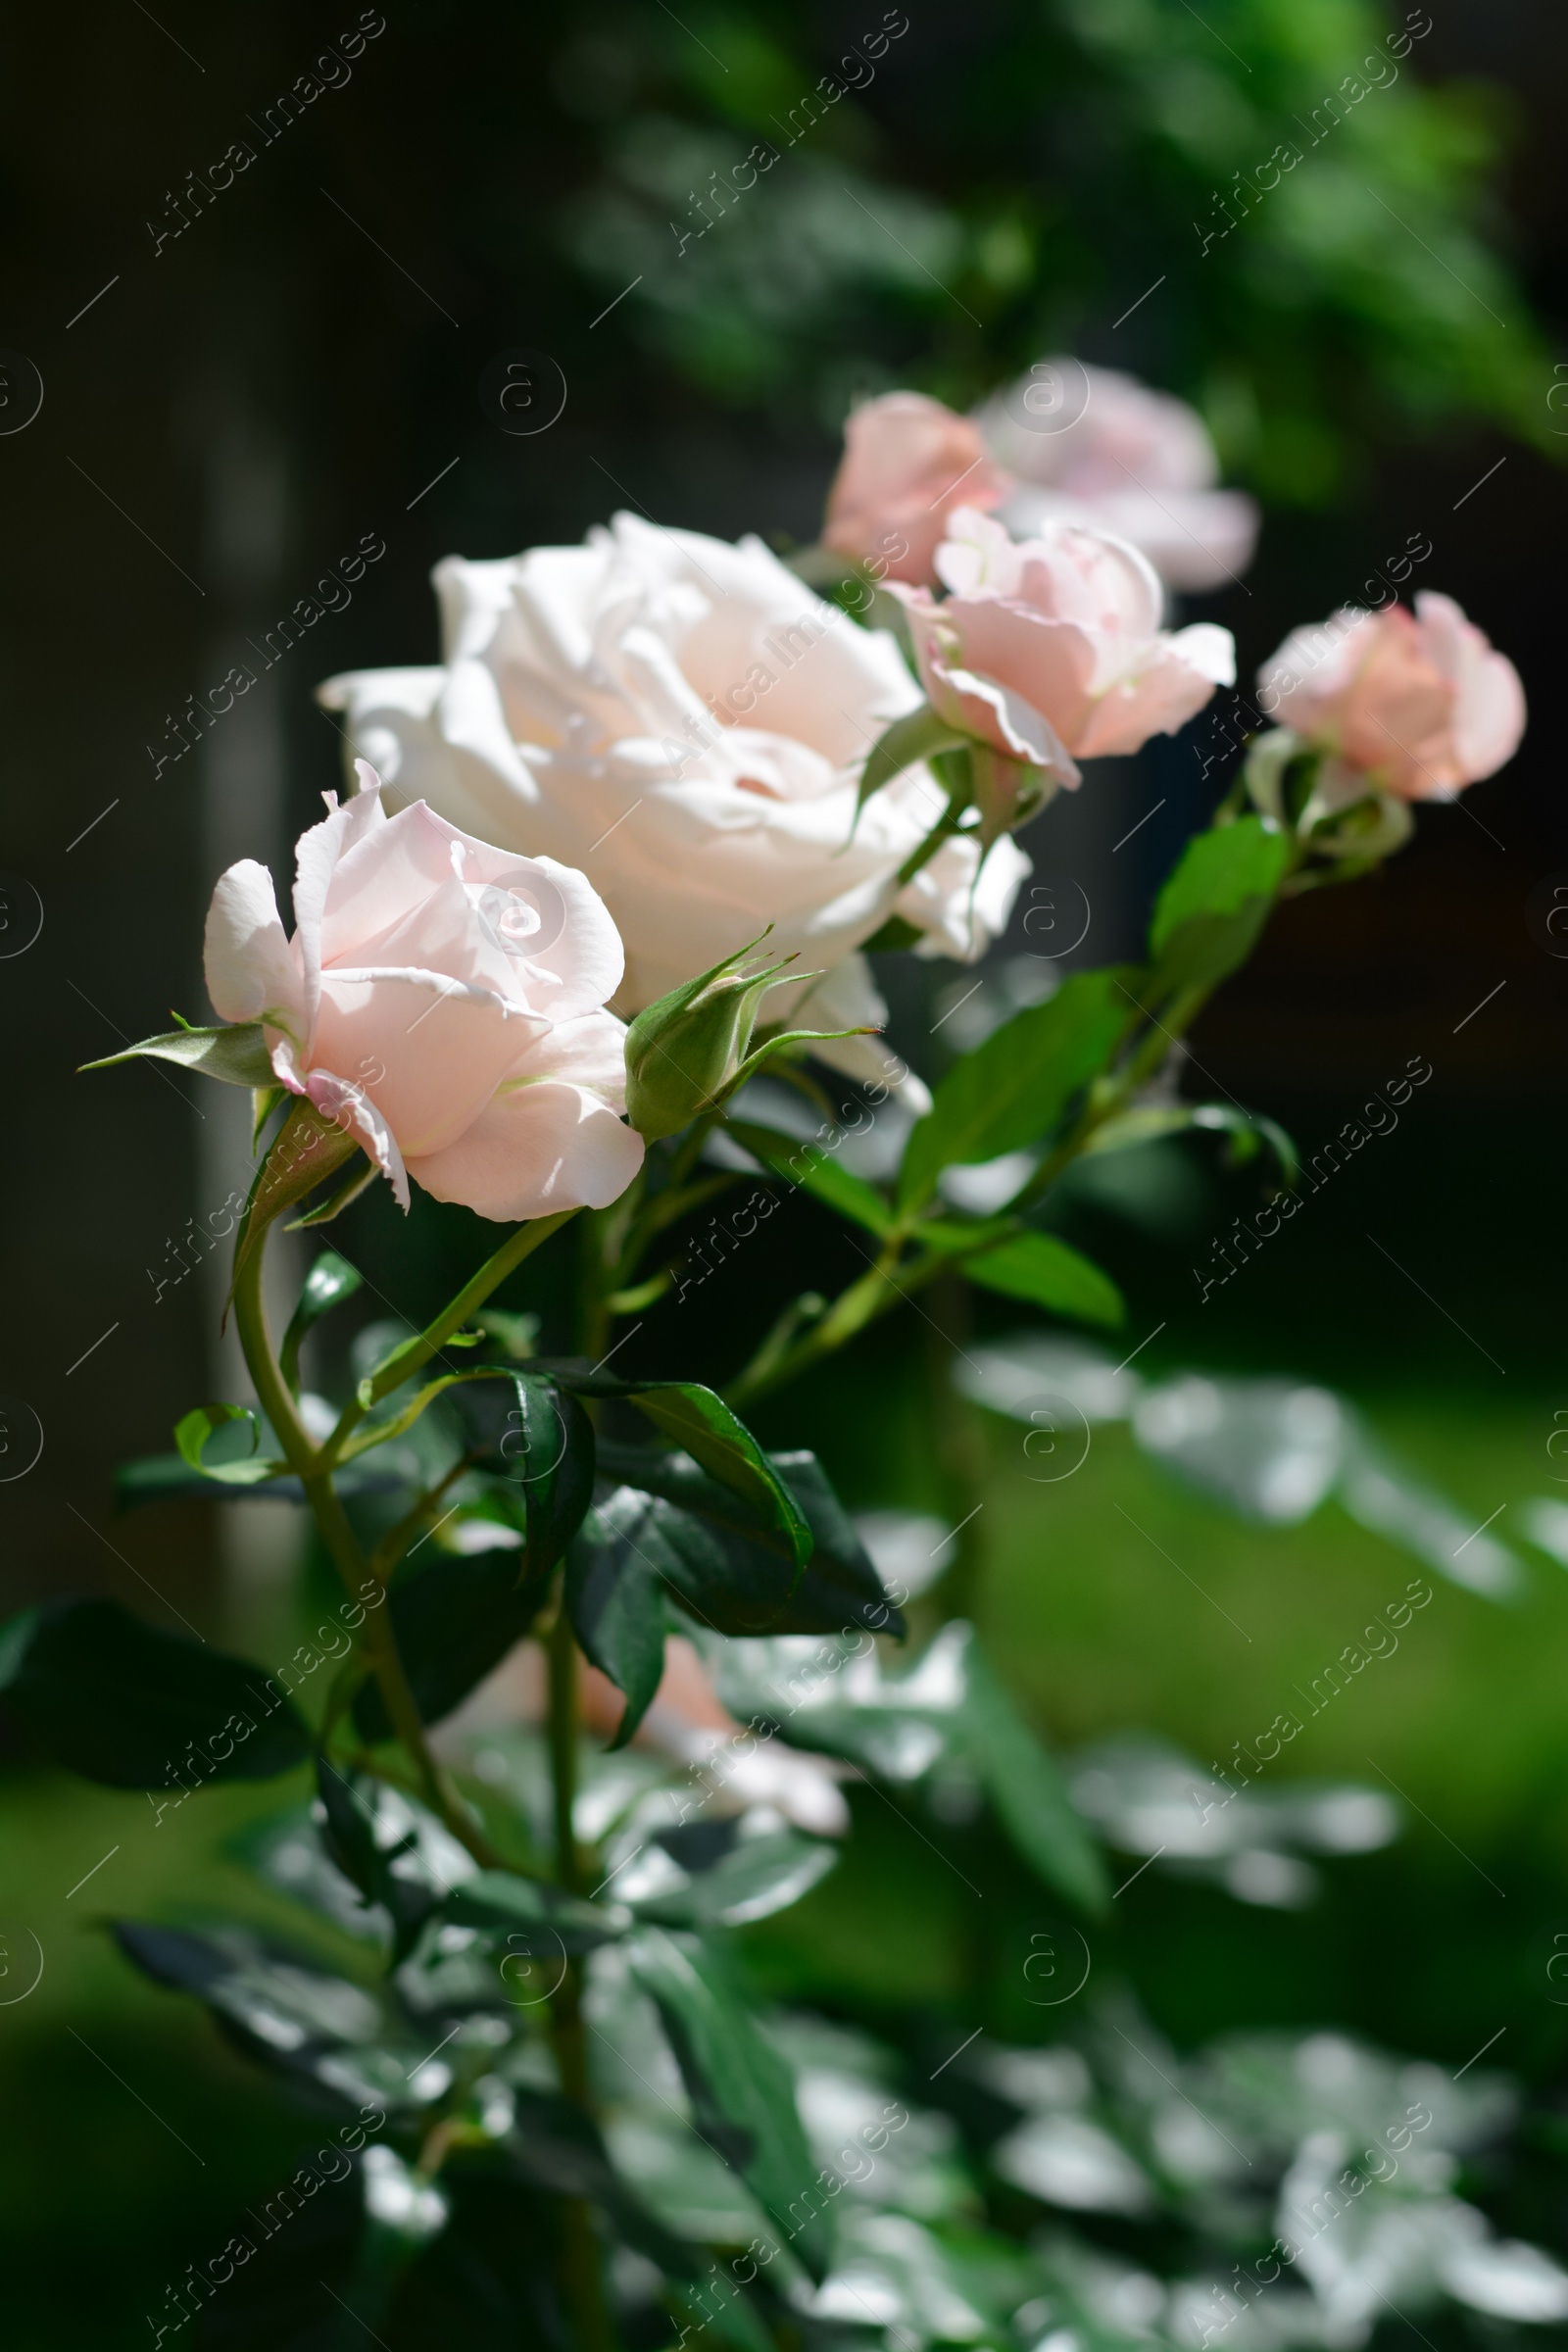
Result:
[80, 1021, 275, 1089]
[856, 704, 970, 817]
[230, 1095, 362, 1311]
[287, 1155, 378, 1230]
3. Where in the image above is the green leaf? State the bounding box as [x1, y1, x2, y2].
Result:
[1082, 1101, 1298, 1187]
[315, 1760, 443, 1962]
[628, 1927, 833, 2278]
[112, 1919, 420, 2110]
[440, 1870, 628, 1953]
[352, 1548, 553, 1744]
[856, 705, 970, 816]
[599, 1444, 904, 1639]
[858, 913, 925, 956]
[961, 1636, 1107, 1914]
[1147, 815, 1293, 995]
[81, 1020, 275, 1089]
[498, 2090, 704, 2278]
[542, 1366, 811, 1574]
[114, 1452, 403, 1511]
[764, 1450, 906, 1637]
[898, 967, 1139, 1210]
[280, 1250, 364, 1393]
[724, 1119, 894, 1237]
[172, 1401, 284, 1487]
[0, 1598, 311, 1787]
[488, 1373, 597, 1583]
[604, 1489, 802, 1643]
[630, 1824, 839, 1929]
[964, 1233, 1125, 1328]
[564, 1497, 672, 1745]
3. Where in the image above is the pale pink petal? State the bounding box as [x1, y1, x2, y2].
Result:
[823, 395, 1012, 585]
[266, 1036, 410, 1212]
[1077, 640, 1231, 759]
[299, 1062, 411, 1211]
[1337, 611, 1456, 794]
[1012, 525, 1164, 639]
[291, 783, 387, 1044]
[1415, 592, 1526, 785]
[919, 596, 1098, 755]
[406, 1083, 644, 1222]
[1256, 609, 1371, 726]
[932, 507, 1027, 597]
[895, 832, 1030, 964]
[1454, 649, 1526, 783]
[504, 1008, 629, 1108]
[442, 851, 625, 1022]
[312, 970, 544, 1158]
[204, 859, 305, 1033]
[317, 796, 466, 970]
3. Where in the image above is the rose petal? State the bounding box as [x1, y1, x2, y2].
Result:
[204, 859, 305, 1034]
[406, 1081, 645, 1223]
[312, 969, 544, 1158]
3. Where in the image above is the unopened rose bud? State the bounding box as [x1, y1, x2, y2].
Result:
[624, 934, 792, 1143]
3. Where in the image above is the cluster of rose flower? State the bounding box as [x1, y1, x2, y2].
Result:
[201, 360, 1524, 1225]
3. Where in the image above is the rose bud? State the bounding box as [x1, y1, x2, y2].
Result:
[1257, 594, 1525, 800]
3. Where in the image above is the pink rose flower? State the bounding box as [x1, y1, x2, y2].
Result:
[822, 391, 1013, 585]
[1257, 594, 1526, 800]
[895, 508, 1235, 783]
[974, 359, 1260, 594]
[203, 763, 643, 1222]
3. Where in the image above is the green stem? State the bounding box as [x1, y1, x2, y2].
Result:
[728, 977, 1227, 1405]
[319, 1206, 578, 1468]
[231, 1236, 501, 1873]
[545, 1503, 613, 2345]
[548, 1601, 583, 1895]
[923, 1266, 988, 1621]
[895, 794, 968, 889]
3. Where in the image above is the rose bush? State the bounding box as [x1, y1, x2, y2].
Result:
[204, 763, 642, 1222]
[892, 507, 1235, 785]
[319, 514, 1029, 1097]
[1257, 593, 1527, 799]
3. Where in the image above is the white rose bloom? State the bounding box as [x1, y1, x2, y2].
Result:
[318, 514, 1029, 1102]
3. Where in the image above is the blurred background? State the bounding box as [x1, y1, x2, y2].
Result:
[4, 0, 1568, 2339]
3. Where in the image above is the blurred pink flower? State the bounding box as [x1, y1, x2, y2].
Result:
[1257, 594, 1526, 800]
[822, 390, 1012, 584]
[974, 359, 1259, 594]
[894, 508, 1235, 783]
